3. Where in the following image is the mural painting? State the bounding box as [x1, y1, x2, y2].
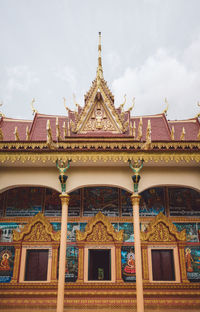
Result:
[0, 193, 4, 217]
[169, 188, 200, 217]
[51, 222, 61, 232]
[44, 189, 61, 216]
[0, 223, 25, 242]
[65, 246, 78, 282]
[174, 223, 198, 242]
[6, 187, 43, 217]
[80, 223, 87, 233]
[67, 223, 79, 242]
[121, 246, 136, 282]
[140, 187, 165, 216]
[185, 246, 200, 282]
[198, 224, 200, 242]
[68, 189, 81, 217]
[0, 246, 15, 283]
[83, 187, 119, 217]
[119, 223, 134, 242]
[121, 190, 132, 216]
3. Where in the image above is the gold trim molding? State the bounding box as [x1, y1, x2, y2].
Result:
[13, 212, 60, 242]
[76, 211, 123, 242]
[0, 151, 199, 164]
[141, 212, 186, 242]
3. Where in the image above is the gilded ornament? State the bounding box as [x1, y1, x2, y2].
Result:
[13, 212, 60, 242]
[76, 211, 123, 242]
[140, 212, 186, 242]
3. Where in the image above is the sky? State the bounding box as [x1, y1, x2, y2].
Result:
[0, 0, 200, 121]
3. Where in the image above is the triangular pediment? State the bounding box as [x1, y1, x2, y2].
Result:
[76, 211, 123, 242]
[140, 212, 186, 242]
[71, 79, 128, 134]
[13, 212, 60, 242]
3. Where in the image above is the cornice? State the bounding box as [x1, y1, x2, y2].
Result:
[0, 150, 199, 164]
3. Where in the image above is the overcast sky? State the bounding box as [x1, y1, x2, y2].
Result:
[0, 0, 200, 120]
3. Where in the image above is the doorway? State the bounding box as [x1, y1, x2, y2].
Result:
[88, 249, 111, 281]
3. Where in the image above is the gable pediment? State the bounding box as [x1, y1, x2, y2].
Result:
[141, 212, 186, 242]
[76, 211, 123, 242]
[13, 212, 60, 242]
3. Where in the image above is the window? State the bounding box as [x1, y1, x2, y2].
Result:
[84, 247, 115, 282]
[19, 247, 52, 282]
[148, 246, 180, 283]
[151, 249, 175, 281]
[25, 249, 49, 281]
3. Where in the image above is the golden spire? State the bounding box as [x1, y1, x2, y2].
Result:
[96, 32, 103, 80]
[171, 126, 175, 140]
[31, 98, 38, 115]
[162, 98, 169, 115]
[180, 127, 185, 141]
[195, 101, 200, 118]
[0, 101, 5, 117]
[14, 127, 20, 141]
[26, 126, 30, 140]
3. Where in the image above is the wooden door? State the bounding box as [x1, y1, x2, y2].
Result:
[25, 249, 48, 281]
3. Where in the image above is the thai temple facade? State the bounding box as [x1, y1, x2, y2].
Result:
[0, 33, 200, 312]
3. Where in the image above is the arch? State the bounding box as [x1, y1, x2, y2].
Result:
[1, 166, 199, 194]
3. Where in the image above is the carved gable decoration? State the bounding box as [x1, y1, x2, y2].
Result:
[141, 212, 186, 242]
[70, 79, 129, 135]
[76, 211, 123, 243]
[13, 212, 60, 242]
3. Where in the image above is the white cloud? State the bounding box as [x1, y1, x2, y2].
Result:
[112, 41, 200, 120]
[6, 65, 39, 93]
[54, 66, 77, 91]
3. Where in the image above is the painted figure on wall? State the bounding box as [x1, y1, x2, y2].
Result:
[121, 246, 136, 282]
[56, 159, 72, 193]
[0, 252, 10, 271]
[0, 247, 15, 283]
[124, 251, 136, 275]
[185, 247, 200, 282]
[140, 187, 165, 216]
[185, 248, 193, 272]
[169, 188, 200, 216]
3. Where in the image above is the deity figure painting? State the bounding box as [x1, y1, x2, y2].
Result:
[123, 251, 136, 275]
[121, 246, 136, 282]
[0, 247, 15, 283]
[185, 247, 200, 282]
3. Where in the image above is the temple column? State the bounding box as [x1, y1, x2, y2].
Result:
[56, 194, 70, 312]
[131, 194, 144, 312]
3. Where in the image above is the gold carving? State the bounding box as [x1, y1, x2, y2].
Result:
[59, 193, 70, 205]
[13, 212, 60, 242]
[86, 222, 113, 242]
[179, 246, 189, 283]
[76, 211, 123, 242]
[11, 247, 21, 283]
[51, 247, 58, 281]
[142, 247, 149, 281]
[141, 212, 186, 242]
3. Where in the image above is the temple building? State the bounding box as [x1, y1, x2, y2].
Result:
[0, 33, 200, 312]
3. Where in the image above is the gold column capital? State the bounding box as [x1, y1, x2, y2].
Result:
[59, 193, 70, 205]
[131, 193, 141, 205]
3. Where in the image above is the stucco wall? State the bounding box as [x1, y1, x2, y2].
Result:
[0, 166, 199, 193]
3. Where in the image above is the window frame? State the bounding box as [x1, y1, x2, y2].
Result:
[147, 245, 180, 283]
[19, 246, 52, 283]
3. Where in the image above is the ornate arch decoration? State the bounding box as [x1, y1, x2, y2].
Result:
[76, 211, 123, 243]
[13, 212, 60, 242]
[141, 212, 186, 242]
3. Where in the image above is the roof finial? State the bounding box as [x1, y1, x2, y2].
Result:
[96, 32, 103, 80]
